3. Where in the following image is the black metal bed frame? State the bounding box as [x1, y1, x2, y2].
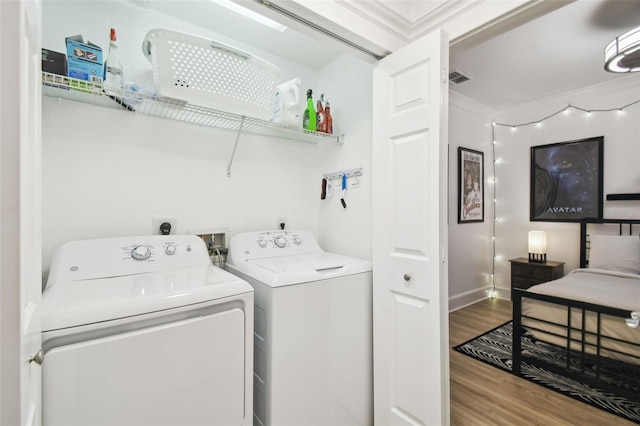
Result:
[511, 218, 640, 400]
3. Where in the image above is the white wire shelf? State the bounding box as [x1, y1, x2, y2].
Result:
[41, 72, 341, 144]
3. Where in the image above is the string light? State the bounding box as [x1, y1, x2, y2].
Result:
[489, 122, 498, 298]
[492, 100, 640, 129]
[487, 98, 640, 300]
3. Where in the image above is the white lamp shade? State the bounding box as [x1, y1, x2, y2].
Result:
[528, 231, 547, 254]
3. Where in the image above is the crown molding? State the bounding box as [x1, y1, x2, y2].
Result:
[334, 0, 477, 41]
[244, 0, 557, 60]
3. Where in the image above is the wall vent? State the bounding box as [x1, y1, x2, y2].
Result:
[449, 70, 471, 84]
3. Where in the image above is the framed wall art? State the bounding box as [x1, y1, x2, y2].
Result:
[458, 147, 484, 223]
[530, 136, 604, 222]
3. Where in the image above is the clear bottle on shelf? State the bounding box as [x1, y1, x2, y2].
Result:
[103, 28, 124, 96]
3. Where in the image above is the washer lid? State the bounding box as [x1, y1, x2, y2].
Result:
[42, 265, 253, 332]
[248, 252, 358, 273]
[233, 252, 372, 287]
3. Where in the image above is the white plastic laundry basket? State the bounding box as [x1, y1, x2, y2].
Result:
[142, 29, 280, 120]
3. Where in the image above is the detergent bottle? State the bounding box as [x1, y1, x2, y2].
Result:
[272, 77, 302, 127]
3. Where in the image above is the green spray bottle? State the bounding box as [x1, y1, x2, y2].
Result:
[302, 89, 316, 131]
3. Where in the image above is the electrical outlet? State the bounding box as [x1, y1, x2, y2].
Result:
[277, 216, 287, 230]
[152, 217, 178, 235]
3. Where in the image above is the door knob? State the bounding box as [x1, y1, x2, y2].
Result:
[403, 274, 411, 281]
[28, 350, 43, 366]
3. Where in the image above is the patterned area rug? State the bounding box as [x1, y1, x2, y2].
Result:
[454, 322, 640, 424]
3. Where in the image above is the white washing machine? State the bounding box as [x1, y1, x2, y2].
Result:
[225, 230, 373, 426]
[41, 235, 254, 426]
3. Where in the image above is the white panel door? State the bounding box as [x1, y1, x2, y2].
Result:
[372, 30, 449, 425]
[21, 0, 43, 424]
[0, 0, 42, 424]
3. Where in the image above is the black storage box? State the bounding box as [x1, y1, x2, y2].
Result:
[42, 49, 67, 76]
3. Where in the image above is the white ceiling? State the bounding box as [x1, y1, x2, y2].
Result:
[145, 0, 640, 111]
[449, 0, 640, 111]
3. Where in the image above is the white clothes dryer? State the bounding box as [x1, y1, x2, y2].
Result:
[41, 235, 253, 426]
[225, 230, 373, 426]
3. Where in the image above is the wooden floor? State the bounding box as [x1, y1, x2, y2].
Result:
[449, 298, 635, 425]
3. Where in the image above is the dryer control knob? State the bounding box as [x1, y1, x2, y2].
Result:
[131, 245, 151, 261]
[258, 240, 267, 248]
[293, 237, 302, 245]
[165, 244, 177, 255]
[274, 236, 287, 248]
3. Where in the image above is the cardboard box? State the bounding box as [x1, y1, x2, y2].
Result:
[42, 49, 67, 76]
[65, 35, 103, 83]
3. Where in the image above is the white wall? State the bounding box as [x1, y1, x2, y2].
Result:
[492, 75, 640, 297]
[41, 1, 374, 277]
[316, 55, 373, 260]
[447, 91, 494, 310]
[42, 100, 320, 262]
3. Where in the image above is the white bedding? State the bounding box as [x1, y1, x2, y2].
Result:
[588, 234, 640, 274]
[521, 269, 640, 365]
[526, 268, 640, 310]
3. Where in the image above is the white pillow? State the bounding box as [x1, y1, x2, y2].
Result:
[588, 234, 640, 274]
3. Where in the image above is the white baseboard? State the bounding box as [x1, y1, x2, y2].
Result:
[448, 285, 510, 312]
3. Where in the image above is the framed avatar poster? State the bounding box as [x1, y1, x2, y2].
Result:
[458, 147, 484, 223]
[530, 136, 604, 222]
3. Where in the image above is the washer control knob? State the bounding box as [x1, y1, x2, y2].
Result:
[258, 240, 267, 248]
[274, 236, 287, 248]
[131, 245, 151, 261]
[165, 244, 177, 255]
[293, 237, 302, 245]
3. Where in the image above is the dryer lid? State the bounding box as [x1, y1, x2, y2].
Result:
[41, 265, 253, 332]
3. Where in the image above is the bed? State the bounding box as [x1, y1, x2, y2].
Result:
[512, 219, 640, 400]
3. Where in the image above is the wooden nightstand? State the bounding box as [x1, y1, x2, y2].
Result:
[509, 257, 565, 290]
